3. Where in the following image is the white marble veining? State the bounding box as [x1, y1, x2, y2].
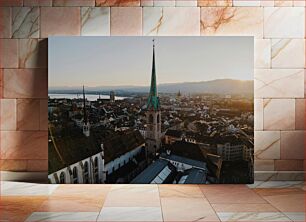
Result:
[254, 99, 263, 130]
[255, 131, 280, 160]
[248, 181, 305, 189]
[12, 7, 39, 38]
[254, 39, 271, 68]
[271, 39, 305, 68]
[264, 7, 305, 38]
[217, 212, 291, 221]
[154, 0, 175, 6]
[176, 0, 197, 6]
[98, 207, 163, 221]
[255, 69, 304, 98]
[26, 212, 99, 222]
[283, 212, 305, 222]
[1, 181, 58, 196]
[81, 7, 110, 36]
[143, 7, 200, 36]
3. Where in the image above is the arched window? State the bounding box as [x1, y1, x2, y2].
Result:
[149, 114, 153, 123]
[94, 157, 99, 183]
[59, 172, 65, 184]
[72, 167, 78, 184]
[84, 162, 89, 183]
[157, 114, 160, 123]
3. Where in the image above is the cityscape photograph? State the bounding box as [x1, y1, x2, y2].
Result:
[48, 36, 254, 184]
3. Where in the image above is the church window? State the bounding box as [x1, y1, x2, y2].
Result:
[72, 167, 78, 184]
[94, 157, 99, 183]
[84, 162, 89, 183]
[59, 172, 65, 184]
[157, 114, 160, 123]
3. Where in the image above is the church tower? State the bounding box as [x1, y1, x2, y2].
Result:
[82, 86, 90, 137]
[146, 39, 161, 156]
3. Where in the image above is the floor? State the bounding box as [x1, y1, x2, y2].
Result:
[0, 181, 305, 222]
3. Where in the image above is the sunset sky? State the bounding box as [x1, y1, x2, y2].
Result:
[49, 36, 253, 87]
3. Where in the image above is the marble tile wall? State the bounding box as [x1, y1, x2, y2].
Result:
[0, 0, 304, 181]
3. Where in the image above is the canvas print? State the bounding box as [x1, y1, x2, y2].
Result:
[48, 37, 254, 184]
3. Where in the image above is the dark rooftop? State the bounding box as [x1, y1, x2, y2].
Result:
[181, 168, 207, 184]
[165, 129, 183, 138]
[160, 153, 207, 170]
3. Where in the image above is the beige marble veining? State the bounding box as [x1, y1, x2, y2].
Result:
[143, 7, 200, 36]
[271, 39, 305, 68]
[198, 0, 232, 6]
[255, 131, 280, 160]
[233, 0, 260, 6]
[19, 39, 47, 68]
[274, 0, 293, 6]
[81, 7, 110, 36]
[12, 7, 39, 38]
[255, 69, 304, 98]
[153, 0, 175, 6]
[254, 39, 271, 68]
[141, 0, 153, 6]
[200, 7, 263, 37]
[260, 0, 274, 6]
[254, 99, 263, 130]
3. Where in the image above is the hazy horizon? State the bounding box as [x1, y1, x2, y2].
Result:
[49, 37, 253, 88]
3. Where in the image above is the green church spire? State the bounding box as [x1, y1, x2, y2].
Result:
[147, 39, 160, 111]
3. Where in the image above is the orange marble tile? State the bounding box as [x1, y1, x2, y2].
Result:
[295, 99, 305, 130]
[275, 160, 304, 171]
[0, 99, 16, 131]
[40, 99, 48, 130]
[0, 0, 22, 6]
[0, 7, 11, 38]
[41, 7, 80, 38]
[96, 0, 140, 6]
[0, 39, 18, 68]
[110, 7, 142, 36]
[27, 159, 48, 171]
[53, 0, 95, 6]
[24, 0, 52, 6]
[198, 0, 232, 6]
[0, 196, 47, 221]
[200, 185, 266, 204]
[280, 131, 304, 160]
[0, 131, 48, 159]
[17, 99, 40, 130]
[211, 203, 278, 212]
[159, 184, 204, 198]
[0, 159, 27, 171]
[3, 69, 48, 99]
[0, 69, 2, 98]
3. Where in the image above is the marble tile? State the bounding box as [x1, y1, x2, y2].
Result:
[103, 184, 160, 207]
[233, 0, 261, 6]
[143, 7, 200, 36]
[271, 39, 305, 68]
[40, 99, 48, 130]
[293, 0, 305, 6]
[0, 0, 22, 6]
[19, 39, 48, 68]
[161, 197, 219, 221]
[275, 160, 304, 171]
[295, 99, 304, 130]
[0, 159, 27, 171]
[81, 7, 110, 36]
[0, 196, 47, 222]
[280, 130, 304, 160]
[274, 0, 293, 6]
[159, 184, 204, 198]
[255, 69, 304, 98]
[264, 7, 305, 38]
[283, 212, 305, 222]
[254, 99, 263, 130]
[217, 212, 291, 221]
[17, 99, 40, 130]
[0, 7, 11, 38]
[304, 70, 306, 98]
[263, 99, 295, 130]
[26, 212, 99, 222]
[12, 7, 39, 38]
[248, 181, 304, 189]
[3, 69, 48, 99]
[254, 39, 271, 68]
[254, 160, 274, 171]
[200, 7, 263, 37]
[154, 0, 175, 6]
[41, 7, 80, 38]
[0, 39, 18, 68]
[110, 7, 142, 36]
[0, 131, 48, 159]
[0, 99, 17, 131]
[200, 185, 266, 204]
[98, 207, 162, 221]
[0, 69, 2, 98]
[176, 0, 197, 6]
[96, 0, 140, 6]
[260, 0, 274, 6]
[198, 0, 233, 6]
[212, 203, 278, 212]
[255, 171, 304, 181]
[1, 181, 58, 196]
[24, 0, 52, 6]
[27, 159, 48, 172]
[53, 0, 95, 6]
[255, 131, 280, 160]
[141, 0, 154, 6]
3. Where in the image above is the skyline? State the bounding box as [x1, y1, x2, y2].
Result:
[49, 37, 253, 87]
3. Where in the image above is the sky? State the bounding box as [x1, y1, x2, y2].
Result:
[49, 36, 253, 87]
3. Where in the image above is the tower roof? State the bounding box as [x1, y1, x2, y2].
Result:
[147, 39, 160, 111]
